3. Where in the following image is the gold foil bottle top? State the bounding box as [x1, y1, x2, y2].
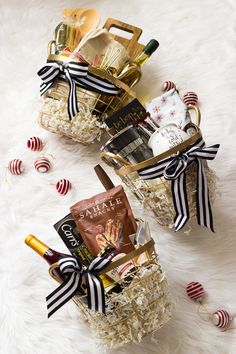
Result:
[100, 274, 114, 287]
[25, 235, 49, 257]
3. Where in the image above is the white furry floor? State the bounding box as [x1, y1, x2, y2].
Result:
[0, 0, 236, 353]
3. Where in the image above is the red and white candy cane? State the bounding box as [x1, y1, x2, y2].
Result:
[27, 137, 43, 151]
[186, 282, 204, 302]
[8, 159, 24, 175]
[212, 310, 232, 330]
[162, 81, 176, 92]
[183, 92, 198, 106]
[34, 157, 51, 173]
[56, 179, 72, 195]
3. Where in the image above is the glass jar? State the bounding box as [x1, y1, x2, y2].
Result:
[101, 126, 153, 167]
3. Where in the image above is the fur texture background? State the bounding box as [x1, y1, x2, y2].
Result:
[0, 0, 236, 353]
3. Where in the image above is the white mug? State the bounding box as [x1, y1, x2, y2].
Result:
[148, 124, 189, 156]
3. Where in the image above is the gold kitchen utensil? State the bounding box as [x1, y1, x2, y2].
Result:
[64, 8, 101, 37]
[74, 8, 101, 37]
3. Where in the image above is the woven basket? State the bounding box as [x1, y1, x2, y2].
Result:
[39, 18, 146, 145]
[39, 66, 136, 145]
[111, 162, 216, 228]
[100, 107, 218, 229]
[49, 238, 172, 349]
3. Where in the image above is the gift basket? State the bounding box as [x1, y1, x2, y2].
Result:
[37, 8, 159, 144]
[100, 86, 220, 231]
[25, 183, 172, 349]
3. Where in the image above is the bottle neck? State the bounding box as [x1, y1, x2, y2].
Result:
[25, 235, 86, 295]
[25, 235, 49, 257]
[133, 52, 150, 67]
[133, 39, 159, 67]
[25, 235, 67, 265]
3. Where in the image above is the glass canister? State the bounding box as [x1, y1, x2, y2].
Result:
[101, 126, 153, 166]
[54, 22, 81, 53]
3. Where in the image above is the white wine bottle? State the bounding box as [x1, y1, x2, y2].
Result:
[117, 39, 159, 87]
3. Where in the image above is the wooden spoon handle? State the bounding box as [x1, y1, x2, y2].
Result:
[94, 164, 115, 191]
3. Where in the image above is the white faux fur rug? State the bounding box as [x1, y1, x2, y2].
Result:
[1, 0, 236, 353]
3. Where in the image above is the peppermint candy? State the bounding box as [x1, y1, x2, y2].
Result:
[34, 157, 51, 173]
[162, 81, 176, 92]
[186, 282, 204, 302]
[56, 179, 72, 195]
[27, 137, 43, 151]
[8, 159, 24, 175]
[212, 310, 231, 330]
[183, 92, 198, 106]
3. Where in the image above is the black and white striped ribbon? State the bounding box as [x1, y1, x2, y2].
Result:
[46, 255, 111, 318]
[38, 61, 119, 120]
[139, 138, 220, 232]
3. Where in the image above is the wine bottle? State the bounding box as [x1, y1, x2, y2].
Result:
[25, 235, 121, 296]
[25, 235, 86, 297]
[25, 235, 94, 311]
[117, 39, 159, 87]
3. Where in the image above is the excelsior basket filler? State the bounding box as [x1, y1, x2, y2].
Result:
[49, 234, 172, 349]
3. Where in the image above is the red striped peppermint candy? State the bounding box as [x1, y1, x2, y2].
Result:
[8, 159, 24, 175]
[56, 179, 72, 195]
[186, 282, 204, 301]
[27, 137, 43, 151]
[212, 310, 231, 330]
[162, 81, 176, 92]
[34, 157, 51, 173]
[183, 92, 198, 106]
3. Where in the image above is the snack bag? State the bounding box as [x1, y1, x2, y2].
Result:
[70, 186, 136, 256]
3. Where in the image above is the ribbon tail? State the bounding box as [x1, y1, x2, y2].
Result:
[65, 70, 79, 120]
[40, 82, 54, 96]
[38, 64, 60, 95]
[77, 73, 119, 95]
[172, 172, 189, 231]
[46, 272, 81, 318]
[86, 273, 106, 314]
[196, 159, 215, 232]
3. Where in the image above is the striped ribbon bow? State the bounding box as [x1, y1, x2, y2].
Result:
[139, 138, 220, 232]
[38, 60, 119, 120]
[46, 255, 111, 318]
